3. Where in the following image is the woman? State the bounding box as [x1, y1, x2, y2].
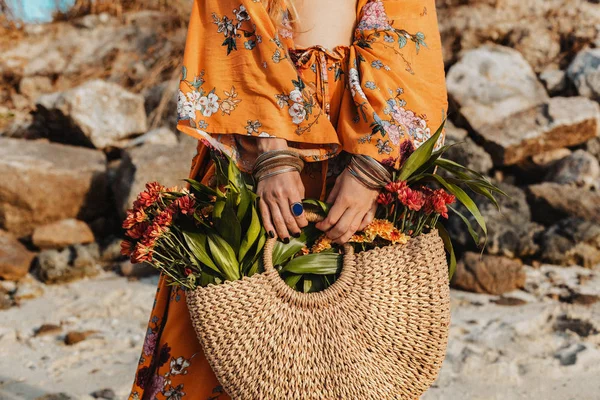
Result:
[129, 0, 447, 398]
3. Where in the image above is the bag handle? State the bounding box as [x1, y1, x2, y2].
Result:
[262, 210, 354, 274]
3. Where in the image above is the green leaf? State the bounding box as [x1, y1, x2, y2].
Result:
[280, 253, 342, 275]
[398, 119, 446, 181]
[247, 259, 260, 277]
[436, 222, 457, 280]
[181, 231, 220, 274]
[239, 206, 261, 261]
[284, 273, 302, 289]
[302, 199, 331, 214]
[272, 237, 307, 266]
[181, 65, 187, 81]
[215, 200, 241, 252]
[183, 178, 220, 198]
[449, 205, 480, 245]
[207, 233, 241, 281]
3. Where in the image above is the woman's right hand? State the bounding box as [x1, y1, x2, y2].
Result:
[255, 138, 308, 242]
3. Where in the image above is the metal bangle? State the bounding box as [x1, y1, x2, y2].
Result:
[256, 167, 299, 182]
[346, 165, 381, 190]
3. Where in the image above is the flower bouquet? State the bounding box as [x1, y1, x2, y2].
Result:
[121, 120, 504, 291]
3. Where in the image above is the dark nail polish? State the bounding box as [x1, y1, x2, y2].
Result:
[293, 232, 301, 238]
[268, 230, 275, 238]
[283, 237, 290, 244]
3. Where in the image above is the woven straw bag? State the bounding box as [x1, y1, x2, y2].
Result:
[186, 212, 451, 399]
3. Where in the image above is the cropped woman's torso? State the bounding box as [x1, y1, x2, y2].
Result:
[293, 0, 358, 50]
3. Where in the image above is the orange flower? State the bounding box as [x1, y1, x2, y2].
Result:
[380, 228, 410, 245]
[348, 233, 372, 243]
[126, 222, 149, 240]
[363, 219, 409, 245]
[385, 180, 407, 194]
[175, 195, 196, 215]
[120, 239, 134, 256]
[311, 234, 332, 253]
[131, 242, 153, 263]
[398, 187, 425, 211]
[122, 210, 137, 229]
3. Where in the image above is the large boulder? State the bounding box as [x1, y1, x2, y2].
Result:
[32, 218, 95, 250]
[473, 97, 599, 166]
[0, 138, 107, 237]
[448, 182, 542, 258]
[527, 183, 600, 225]
[544, 150, 600, 189]
[0, 231, 35, 281]
[446, 45, 549, 132]
[36, 243, 102, 284]
[567, 48, 600, 101]
[112, 139, 198, 218]
[34, 80, 148, 149]
[451, 252, 525, 295]
[538, 218, 600, 268]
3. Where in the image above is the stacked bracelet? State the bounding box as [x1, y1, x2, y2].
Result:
[346, 155, 392, 190]
[252, 149, 304, 182]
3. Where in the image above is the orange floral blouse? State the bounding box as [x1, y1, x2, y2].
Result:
[176, 0, 448, 172]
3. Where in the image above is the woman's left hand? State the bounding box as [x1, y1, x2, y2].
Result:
[315, 168, 379, 244]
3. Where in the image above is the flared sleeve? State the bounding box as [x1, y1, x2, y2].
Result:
[337, 0, 448, 169]
[176, 0, 341, 171]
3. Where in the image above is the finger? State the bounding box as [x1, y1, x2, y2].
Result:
[326, 179, 341, 204]
[315, 201, 347, 232]
[358, 201, 377, 231]
[336, 212, 366, 245]
[289, 197, 308, 229]
[269, 200, 290, 241]
[327, 208, 360, 242]
[277, 197, 301, 237]
[258, 197, 275, 238]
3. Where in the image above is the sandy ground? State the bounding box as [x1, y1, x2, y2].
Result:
[1, 265, 599, 400]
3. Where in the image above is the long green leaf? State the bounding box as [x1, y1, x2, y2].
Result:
[207, 233, 240, 281]
[435, 221, 457, 280]
[302, 199, 331, 214]
[280, 253, 342, 275]
[283, 273, 302, 289]
[449, 205, 480, 245]
[398, 119, 445, 181]
[239, 206, 261, 261]
[181, 231, 220, 274]
[183, 178, 221, 198]
[215, 197, 242, 252]
[272, 237, 307, 266]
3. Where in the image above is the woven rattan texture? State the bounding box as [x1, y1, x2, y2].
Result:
[186, 230, 450, 399]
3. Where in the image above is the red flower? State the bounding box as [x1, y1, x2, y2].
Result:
[120, 239, 134, 256]
[184, 267, 193, 276]
[399, 187, 425, 211]
[133, 182, 164, 209]
[175, 195, 196, 215]
[126, 222, 149, 240]
[380, 157, 397, 168]
[377, 192, 394, 206]
[131, 242, 153, 263]
[385, 180, 407, 194]
[122, 210, 137, 229]
[424, 189, 455, 219]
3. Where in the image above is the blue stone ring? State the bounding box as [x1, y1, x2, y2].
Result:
[290, 202, 304, 217]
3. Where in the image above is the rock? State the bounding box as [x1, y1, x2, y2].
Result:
[539, 68, 568, 96]
[560, 293, 600, 306]
[538, 218, 600, 268]
[554, 343, 586, 366]
[444, 121, 468, 142]
[34, 79, 148, 149]
[32, 219, 95, 250]
[567, 48, 600, 101]
[19, 76, 54, 101]
[118, 261, 157, 278]
[64, 330, 99, 345]
[584, 137, 600, 162]
[474, 97, 600, 166]
[448, 182, 542, 258]
[34, 323, 62, 337]
[100, 236, 127, 263]
[0, 231, 35, 281]
[444, 135, 493, 174]
[490, 296, 528, 306]
[34, 394, 75, 400]
[0, 292, 12, 310]
[507, 25, 561, 73]
[527, 183, 600, 224]
[142, 80, 179, 131]
[112, 141, 198, 218]
[544, 150, 600, 189]
[451, 252, 525, 295]
[122, 127, 179, 148]
[0, 138, 107, 237]
[446, 45, 549, 132]
[36, 243, 102, 284]
[553, 314, 598, 338]
[13, 274, 45, 301]
[90, 388, 116, 400]
[531, 148, 572, 169]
